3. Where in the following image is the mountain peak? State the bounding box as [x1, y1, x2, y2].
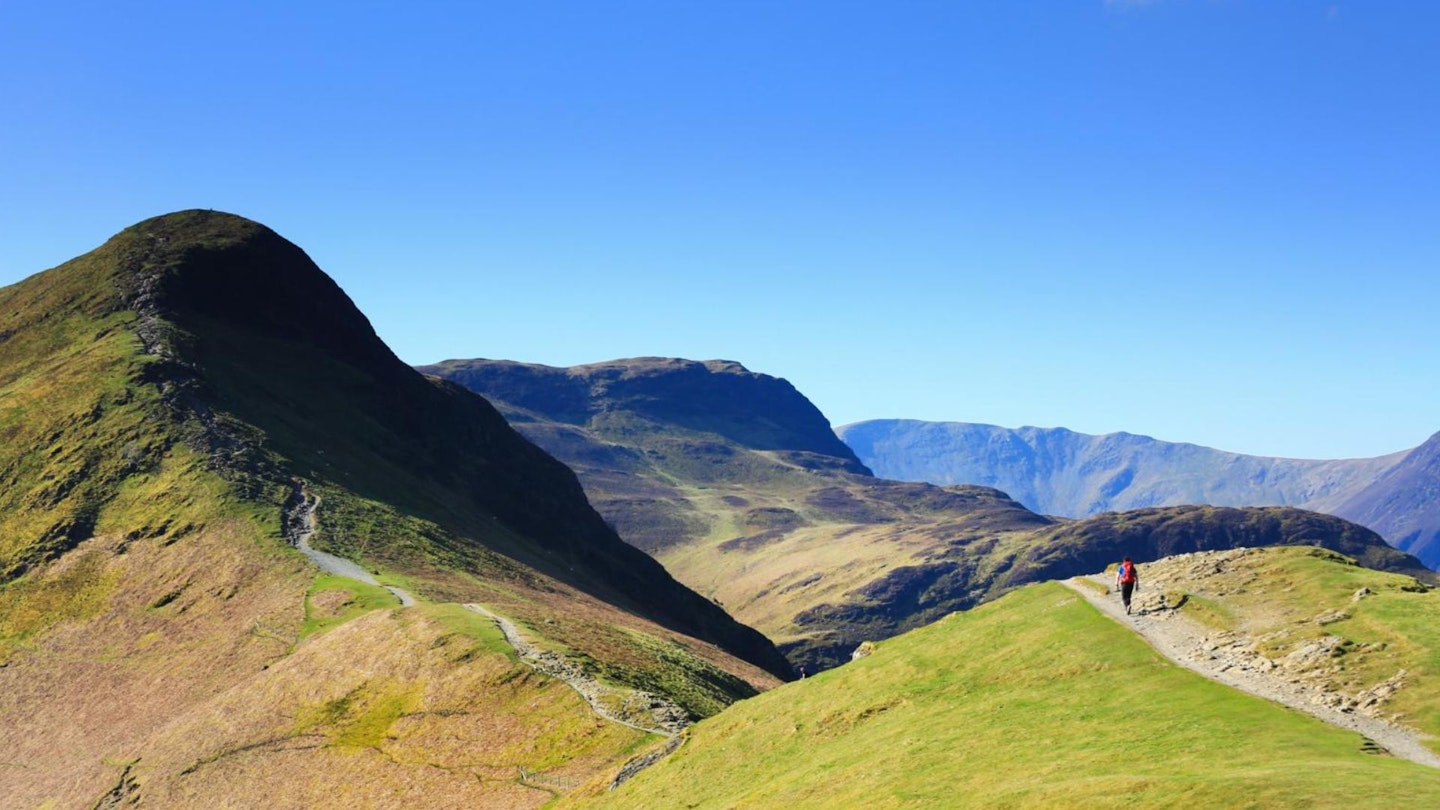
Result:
[423, 355, 871, 473]
[99, 209, 398, 376]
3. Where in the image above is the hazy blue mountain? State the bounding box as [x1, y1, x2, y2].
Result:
[838, 420, 1401, 515]
[1328, 432, 1440, 566]
[838, 419, 1440, 566]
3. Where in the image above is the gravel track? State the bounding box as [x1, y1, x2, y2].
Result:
[281, 480, 686, 783]
[462, 603, 690, 738]
[282, 483, 415, 607]
[1062, 574, 1440, 768]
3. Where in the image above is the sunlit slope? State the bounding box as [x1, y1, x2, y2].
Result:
[428, 358, 1428, 674]
[564, 581, 1440, 809]
[1144, 545, 1440, 738]
[0, 211, 785, 808]
[421, 358, 1055, 669]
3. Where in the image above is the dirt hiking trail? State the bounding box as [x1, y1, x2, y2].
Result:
[281, 480, 688, 774]
[1062, 569, 1440, 769]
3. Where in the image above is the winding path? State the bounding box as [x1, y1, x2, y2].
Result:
[1062, 574, 1440, 769]
[282, 481, 688, 744]
[284, 484, 414, 606]
[462, 603, 689, 738]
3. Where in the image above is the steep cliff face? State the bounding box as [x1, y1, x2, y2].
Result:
[0, 211, 788, 808]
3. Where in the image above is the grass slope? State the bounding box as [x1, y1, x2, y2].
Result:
[427, 358, 1427, 674]
[0, 211, 784, 808]
[1151, 546, 1440, 738]
[565, 579, 1440, 809]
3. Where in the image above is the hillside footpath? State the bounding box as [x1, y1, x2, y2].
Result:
[1062, 567, 1440, 768]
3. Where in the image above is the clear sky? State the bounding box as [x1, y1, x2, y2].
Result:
[2, 1, 1436, 460]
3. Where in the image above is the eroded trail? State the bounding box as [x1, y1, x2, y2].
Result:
[462, 603, 690, 739]
[282, 483, 414, 606]
[1062, 574, 1440, 769]
[281, 481, 688, 749]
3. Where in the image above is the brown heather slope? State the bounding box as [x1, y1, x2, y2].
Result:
[0, 211, 784, 809]
[426, 358, 1432, 673]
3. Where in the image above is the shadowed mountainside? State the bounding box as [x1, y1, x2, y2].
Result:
[424, 358, 1429, 671]
[0, 211, 788, 808]
[839, 419, 1440, 566]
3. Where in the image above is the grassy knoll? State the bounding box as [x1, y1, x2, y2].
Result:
[565, 581, 1440, 808]
[300, 572, 402, 639]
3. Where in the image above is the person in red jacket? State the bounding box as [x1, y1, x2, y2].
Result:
[1115, 557, 1139, 615]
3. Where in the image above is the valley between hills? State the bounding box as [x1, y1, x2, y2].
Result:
[422, 357, 1432, 672]
[4, 211, 1439, 808]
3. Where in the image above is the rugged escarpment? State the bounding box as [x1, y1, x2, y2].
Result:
[423, 356, 872, 473]
[0, 211, 788, 809]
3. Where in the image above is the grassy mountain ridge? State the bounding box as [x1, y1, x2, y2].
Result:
[426, 357, 1424, 672]
[1010, 505, 1435, 590]
[562, 550, 1440, 808]
[0, 211, 786, 807]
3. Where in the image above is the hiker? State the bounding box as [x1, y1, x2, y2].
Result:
[1115, 557, 1139, 615]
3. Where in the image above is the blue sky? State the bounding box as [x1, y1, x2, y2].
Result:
[2, 1, 1436, 459]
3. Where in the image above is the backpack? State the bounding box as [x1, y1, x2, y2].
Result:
[1118, 561, 1136, 584]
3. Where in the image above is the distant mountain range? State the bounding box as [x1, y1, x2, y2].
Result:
[423, 357, 1430, 669]
[838, 420, 1440, 567]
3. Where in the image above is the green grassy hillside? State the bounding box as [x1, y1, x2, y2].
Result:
[427, 358, 1428, 673]
[564, 573, 1440, 809]
[0, 211, 786, 808]
[1140, 546, 1440, 738]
